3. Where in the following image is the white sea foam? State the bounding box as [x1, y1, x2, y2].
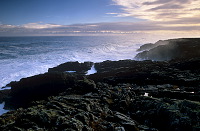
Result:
[0, 86, 11, 90]
[144, 93, 149, 96]
[86, 65, 97, 75]
[0, 102, 9, 115]
[66, 71, 76, 73]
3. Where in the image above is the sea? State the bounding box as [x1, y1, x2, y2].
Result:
[0, 34, 194, 88]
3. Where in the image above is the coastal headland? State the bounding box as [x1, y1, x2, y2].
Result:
[0, 38, 200, 131]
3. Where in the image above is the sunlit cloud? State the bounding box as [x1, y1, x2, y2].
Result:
[22, 22, 62, 29]
[112, 0, 200, 23]
[106, 13, 119, 15]
[85, 24, 98, 27]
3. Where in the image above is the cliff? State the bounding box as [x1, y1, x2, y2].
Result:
[135, 38, 200, 61]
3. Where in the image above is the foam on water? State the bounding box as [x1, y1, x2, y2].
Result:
[86, 65, 97, 75]
[0, 102, 9, 115]
[65, 71, 76, 73]
[0, 86, 11, 90]
[144, 93, 149, 96]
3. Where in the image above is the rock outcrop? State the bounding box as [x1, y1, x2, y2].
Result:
[137, 43, 154, 51]
[48, 61, 93, 75]
[4, 72, 99, 109]
[0, 82, 157, 131]
[89, 59, 200, 87]
[135, 38, 200, 61]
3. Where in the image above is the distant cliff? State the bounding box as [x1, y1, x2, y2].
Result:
[135, 38, 200, 61]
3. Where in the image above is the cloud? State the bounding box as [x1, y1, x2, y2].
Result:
[111, 0, 200, 22]
[0, 24, 17, 28]
[190, 8, 200, 11]
[22, 22, 62, 29]
[106, 13, 119, 15]
[149, 4, 184, 11]
[143, 0, 191, 5]
[1, 21, 200, 36]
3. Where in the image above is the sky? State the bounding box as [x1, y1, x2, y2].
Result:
[0, 0, 200, 36]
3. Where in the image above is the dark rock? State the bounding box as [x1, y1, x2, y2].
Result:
[130, 96, 200, 131]
[0, 79, 156, 131]
[5, 72, 78, 108]
[0, 90, 11, 103]
[137, 40, 171, 52]
[48, 61, 93, 75]
[113, 112, 139, 131]
[135, 38, 200, 61]
[150, 90, 200, 101]
[74, 77, 97, 95]
[89, 59, 200, 87]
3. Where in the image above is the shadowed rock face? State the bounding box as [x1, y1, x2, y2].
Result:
[1, 76, 200, 131]
[136, 39, 170, 52]
[0, 82, 157, 131]
[130, 97, 200, 131]
[135, 38, 200, 61]
[5, 72, 99, 109]
[48, 61, 93, 75]
[5, 72, 78, 109]
[88, 59, 200, 87]
[0, 90, 10, 103]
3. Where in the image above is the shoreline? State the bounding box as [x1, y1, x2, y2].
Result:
[0, 38, 200, 130]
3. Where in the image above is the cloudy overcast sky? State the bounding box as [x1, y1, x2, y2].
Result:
[0, 0, 200, 36]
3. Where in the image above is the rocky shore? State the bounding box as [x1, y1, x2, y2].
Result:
[0, 38, 200, 131]
[135, 38, 200, 61]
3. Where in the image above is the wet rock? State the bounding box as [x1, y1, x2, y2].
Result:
[150, 90, 200, 101]
[0, 90, 11, 103]
[88, 58, 200, 87]
[130, 96, 200, 131]
[48, 61, 93, 75]
[0, 79, 156, 131]
[114, 126, 125, 131]
[113, 112, 139, 131]
[74, 77, 97, 95]
[5, 72, 78, 108]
